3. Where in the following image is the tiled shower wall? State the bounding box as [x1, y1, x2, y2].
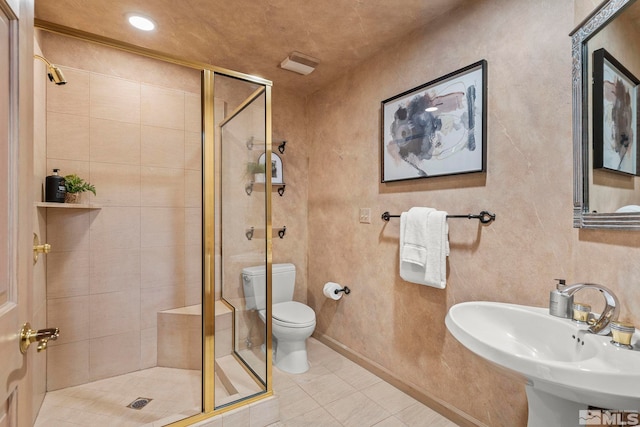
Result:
[44, 65, 202, 390]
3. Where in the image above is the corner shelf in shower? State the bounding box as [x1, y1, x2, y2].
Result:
[245, 226, 286, 240]
[246, 137, 287, 154]
[35, 202, 102, 209]
[245, 182, 286, 196]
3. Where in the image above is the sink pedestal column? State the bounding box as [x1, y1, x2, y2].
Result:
[526, 385, 586, 427]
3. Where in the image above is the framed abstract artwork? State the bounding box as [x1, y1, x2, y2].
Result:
[592, 48, 639, 176]
[381, 60, 487, 182]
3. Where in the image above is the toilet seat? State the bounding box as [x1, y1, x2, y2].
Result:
[259, 301, 315, 328]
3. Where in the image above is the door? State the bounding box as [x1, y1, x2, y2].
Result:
[0, 1, 34, 425]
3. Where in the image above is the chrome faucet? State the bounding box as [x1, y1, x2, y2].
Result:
[560, 283, 619, 335]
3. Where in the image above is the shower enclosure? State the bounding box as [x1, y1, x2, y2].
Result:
[34, 23, 274, 427]
[204, 71, 274, 413]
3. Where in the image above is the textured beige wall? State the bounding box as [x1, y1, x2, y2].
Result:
[304, 0, 640, 425]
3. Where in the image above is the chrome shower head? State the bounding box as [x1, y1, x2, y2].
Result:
[33, 55, 67, 85]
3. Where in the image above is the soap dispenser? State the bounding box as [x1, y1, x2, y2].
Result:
[549, 279, 573, 318]
[45, 168, 66, 203]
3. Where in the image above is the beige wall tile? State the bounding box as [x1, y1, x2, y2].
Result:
[89, 289, 141, 338]
[140, 166, 185, 207]
[184, 169, 202, 207]
[46, 341, 90, 391]
[89, 248, 141, 294]
[47, 295, 90, 346]
[44, 49, 207, 393]
[91, 74, 140, 123]
[141, 207, 185, 248]
[185, 207, 202, 246]
[141, 245, 185, 289]
[46, 251, 90, 298]
[90, 162, 141, 207]
[141, 285, 185, 329]
[184, 131, 202, 171]
[46, 67, 90, 116]
[141, 125, 185, 169]
[184, 245, 202, 288]
[185, 93, 201, 133]
[184, 281, 202, 307]
[157, 316, 190, 369]
[46, 208, 90, 252]
[140, 326, 158, 369]
[90, 118, 141, 165]
[89, 331, 141, 381]
[45, 159, 90, 189]
[46, 112, 90, 161]
[141, 84, 185, 130]
[89, 207, 141, 250]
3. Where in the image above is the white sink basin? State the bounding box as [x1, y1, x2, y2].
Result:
[445, 301, 640, 426]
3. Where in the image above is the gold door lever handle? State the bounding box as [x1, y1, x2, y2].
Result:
[20, 322, 60, 353]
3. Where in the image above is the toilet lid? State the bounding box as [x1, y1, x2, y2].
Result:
[273, 301, 315, 325]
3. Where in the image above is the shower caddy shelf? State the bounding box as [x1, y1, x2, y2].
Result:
[245, 137, 287, 196]
[245, 226, 286, 240]
[245, 182, 286, 196]
[245, 137, 287, 154]
[35, 202, 102, 209]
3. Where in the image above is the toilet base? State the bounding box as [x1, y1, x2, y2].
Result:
[274, 339, 310, 374]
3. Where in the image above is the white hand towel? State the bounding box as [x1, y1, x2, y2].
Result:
[423, 210, 449, 288]
[399, 208, 449, 288]
[400, 207, 433, 267]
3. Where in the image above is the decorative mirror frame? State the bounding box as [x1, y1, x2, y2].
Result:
[571, 0, 640, 229]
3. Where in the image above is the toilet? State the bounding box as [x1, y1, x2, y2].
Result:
[242, 263, 316, 374]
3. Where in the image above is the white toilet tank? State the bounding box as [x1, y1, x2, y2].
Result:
[242, 263, 296, 310]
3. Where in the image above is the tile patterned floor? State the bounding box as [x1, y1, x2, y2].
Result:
[270, 338, 459, 426]
[35, 337, 459, 426]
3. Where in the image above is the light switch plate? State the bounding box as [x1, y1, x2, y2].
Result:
[359, 208, 371, 224]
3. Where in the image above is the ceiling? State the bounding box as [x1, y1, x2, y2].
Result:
[34, 0, 471, 96]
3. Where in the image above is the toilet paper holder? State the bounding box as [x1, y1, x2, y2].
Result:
[334, 286, 351, 295]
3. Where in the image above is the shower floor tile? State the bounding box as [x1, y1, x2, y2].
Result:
[35, 367, 201, 427]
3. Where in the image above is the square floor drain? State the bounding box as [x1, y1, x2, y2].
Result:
[127, 397, 152, 410]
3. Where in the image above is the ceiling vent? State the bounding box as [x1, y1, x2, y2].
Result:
[280, 52, 319, 75]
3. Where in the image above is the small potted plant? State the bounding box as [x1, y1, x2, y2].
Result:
[246, 162, 266, 183]
[64, 174, 96, 203]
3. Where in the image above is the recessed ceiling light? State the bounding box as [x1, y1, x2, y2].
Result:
[425, 107, 438, 112]
[128, 15, 156, 31]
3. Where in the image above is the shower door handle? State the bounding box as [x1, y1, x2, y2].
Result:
[20, 322, 60, 353]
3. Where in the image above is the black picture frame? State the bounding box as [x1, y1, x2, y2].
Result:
[592, 48, 640, 176]
[381, 60, 487, 183]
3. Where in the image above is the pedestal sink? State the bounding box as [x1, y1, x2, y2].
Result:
[445, 301, 640, 427]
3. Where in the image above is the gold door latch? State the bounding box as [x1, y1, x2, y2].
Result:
[20, 322, 59, 353]
[33, 233, 51, 263]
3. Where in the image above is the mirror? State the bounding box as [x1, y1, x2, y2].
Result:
[572, 0, 640, 229]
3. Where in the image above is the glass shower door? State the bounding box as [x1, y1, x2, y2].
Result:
[212, 73, 271, 409]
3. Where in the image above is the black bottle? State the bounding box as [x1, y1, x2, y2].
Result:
[45, 169, 66, 203]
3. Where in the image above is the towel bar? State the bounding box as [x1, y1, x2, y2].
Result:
[381, 210, 496, 224]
